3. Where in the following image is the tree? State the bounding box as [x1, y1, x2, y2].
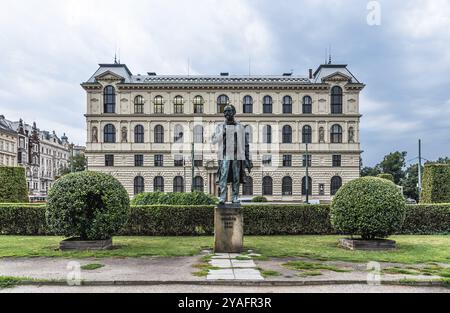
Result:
[402, 164, 419, 201]
[59, 154, 87, 177]
[361, 166, 381, 177]
[378, 151, 407, 184]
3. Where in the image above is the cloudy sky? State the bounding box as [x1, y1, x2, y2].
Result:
[0, 0, 449, 165]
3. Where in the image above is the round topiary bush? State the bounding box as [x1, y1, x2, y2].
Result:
[46, 171, 130, 240]
[331, 177, 406, 240]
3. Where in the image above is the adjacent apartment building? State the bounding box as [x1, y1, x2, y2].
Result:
[0, 115, 18, 167]
[82, 62, 364, 202]
[1, 116, 72, 196]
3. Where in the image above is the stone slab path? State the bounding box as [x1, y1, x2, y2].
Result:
[207, 253, 264, 280]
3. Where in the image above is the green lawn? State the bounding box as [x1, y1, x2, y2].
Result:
[0, 235, 449, 264]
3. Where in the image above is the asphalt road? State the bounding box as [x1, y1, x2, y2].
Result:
[1, 284, 449, 293]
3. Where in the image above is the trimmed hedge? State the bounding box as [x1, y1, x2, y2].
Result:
[131, 192, 218, 206]
[0, 204, 47, 235]
[0, 204, 449, 236]
[252, 196, 268, 203]
[421, 164, 450, 204]
[0, 167, 28, 203]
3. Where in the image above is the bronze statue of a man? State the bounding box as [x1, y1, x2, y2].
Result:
[212, 105, 253, 205]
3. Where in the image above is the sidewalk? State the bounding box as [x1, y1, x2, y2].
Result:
[0, 253, 448, 287]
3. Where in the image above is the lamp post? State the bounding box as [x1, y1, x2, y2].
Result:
[305, 143, 309, 204]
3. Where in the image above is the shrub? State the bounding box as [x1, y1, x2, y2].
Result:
[0, 167, 28, 203]
[46, 171, 130, 240]
[0, 204, 47, 235]
[122, 205, 215, 236]
[243, 205, 333, 235]
[252, 196, 268, 203]
[421, 164, 450, 204]
[377, 173, 394, 182]
[331, 177, 406, 240]
[131, 191, 217, 206]
[400, 204, 450, 234]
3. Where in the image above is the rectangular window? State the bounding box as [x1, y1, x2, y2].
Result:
[302, 155, 312, 167]
[194, 155, 203, 167]
[105, 155, 114, 167]
[135, 155, 144, 167]
[174, 155, 184, 167]
[262, 155, 272, 166]
[333, 155, 342, 167]
[283, 155, 292, 167]
[154, 154, 164, 167]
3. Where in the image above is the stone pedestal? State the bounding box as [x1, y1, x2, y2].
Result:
[214, 204, 244, 253]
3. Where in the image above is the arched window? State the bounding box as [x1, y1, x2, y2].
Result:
[217, 95, 229, 113]
[263, 125, 272, 144]
[154, 125, 164, 143]
[331, 124, 343, 143]
[134, 125, 144, 143]
[243, 177, 253, 196]
[194, 96, 204, 114]
[174, 124, 184, 143]
[282, 125, 292, 143]
[262, 176, 273, 196]
[302, 125, 312, 144]
[104, 124, 116, 143]
[194, 125, 204, 143]
[173, 176, 184, 193]
[154, 176, 164, 192]
[245, 125, 253, 143]
[302, 176, 313, 196]
[331, 86, 343, 114]
[303, 96, 312, 114]
[174, 95, 184, 114]
[193, 176, 204, 192]
[283, 96, 292, 114]
[134, 176, 145, 195]
[243, 96, 253, 114]
[103, 86, 116, 113]
[331, 176, 343, 196]
[154, 96, 164, 114]
[263, 96, 273, 114]
[282, 176, 293, 196]
[134, 96, 144, 114]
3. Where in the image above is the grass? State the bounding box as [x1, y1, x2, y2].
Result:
[257, 268, 281, 278]
[298, 270, 323, 277]
[0, 235, 449, 265]
[0, 276, 54, 289]
[80, 263, 104, 271]
[191, 263, 220, 277]
[283, 261, 350, 273]
[384, 265, 450, 278]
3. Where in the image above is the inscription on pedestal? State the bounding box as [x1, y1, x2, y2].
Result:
[214, 206, 244, 253]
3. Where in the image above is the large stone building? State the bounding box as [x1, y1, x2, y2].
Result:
[82, 62, 364, 202]
[0, 115, 18, 167]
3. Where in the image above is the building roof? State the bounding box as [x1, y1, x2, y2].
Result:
[0, 115, 17, 135]
[84, 63, 362, 86]
[313, 64, 360, 84]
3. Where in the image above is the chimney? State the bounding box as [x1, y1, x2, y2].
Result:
[309, 69, 313, 79]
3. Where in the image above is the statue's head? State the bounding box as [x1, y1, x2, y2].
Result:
[223, 105, 236, 122]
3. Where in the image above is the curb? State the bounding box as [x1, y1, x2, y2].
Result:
[15, 279, 450, 288]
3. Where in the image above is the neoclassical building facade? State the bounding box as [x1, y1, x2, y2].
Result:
[82, 62, 364, 202]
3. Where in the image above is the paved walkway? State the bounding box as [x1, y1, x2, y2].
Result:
[0, 255, 448, 288]
[207, 253, 263, 280]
